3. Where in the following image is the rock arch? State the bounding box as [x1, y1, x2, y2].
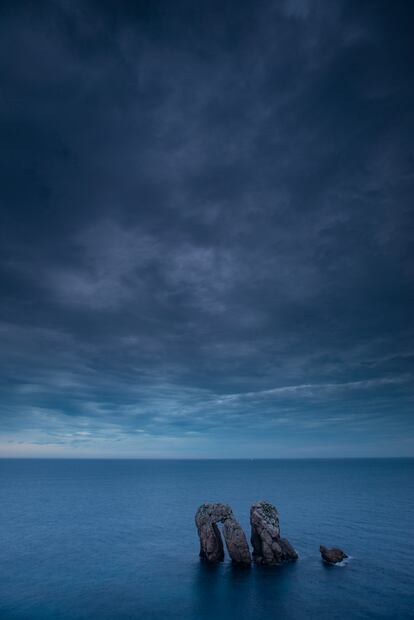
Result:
[195, 503, 251, 565]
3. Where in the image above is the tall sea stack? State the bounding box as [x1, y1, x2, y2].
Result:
[250, 501, 298, 565]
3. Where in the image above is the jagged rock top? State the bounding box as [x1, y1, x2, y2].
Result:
[195, 503, 233, 526]
[250, 501, 281, 537]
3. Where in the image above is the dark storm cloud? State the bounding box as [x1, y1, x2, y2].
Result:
[0, 0, 413, 456]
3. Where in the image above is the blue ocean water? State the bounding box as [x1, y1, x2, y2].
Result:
[0, 459, 413, 620]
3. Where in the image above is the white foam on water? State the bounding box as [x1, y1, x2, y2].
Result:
[336, 555, 352, 567]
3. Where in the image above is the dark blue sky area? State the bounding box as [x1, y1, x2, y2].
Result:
[0, 0, 413, 456]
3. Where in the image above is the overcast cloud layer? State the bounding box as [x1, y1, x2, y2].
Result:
[1, 0, 413, 457]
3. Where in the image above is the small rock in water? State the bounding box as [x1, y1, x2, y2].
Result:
[319, 545, 348, 564]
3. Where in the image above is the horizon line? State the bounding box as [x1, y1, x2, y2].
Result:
[1, 456, 413, 461]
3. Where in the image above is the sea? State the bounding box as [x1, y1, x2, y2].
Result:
[0, 458, 413, 619]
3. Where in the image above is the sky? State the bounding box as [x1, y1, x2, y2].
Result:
[0, 0, 413, 458]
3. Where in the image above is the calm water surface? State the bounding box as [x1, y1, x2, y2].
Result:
[0, 459, 413, 619]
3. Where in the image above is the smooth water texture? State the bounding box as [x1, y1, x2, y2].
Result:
[0, 459, 413, 619]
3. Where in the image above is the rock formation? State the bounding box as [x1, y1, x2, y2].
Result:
[319, 545, 347, 564]
[250, 501, 298, 565]
[195, 503, 251, 565]
[222, 516, 252, 565]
